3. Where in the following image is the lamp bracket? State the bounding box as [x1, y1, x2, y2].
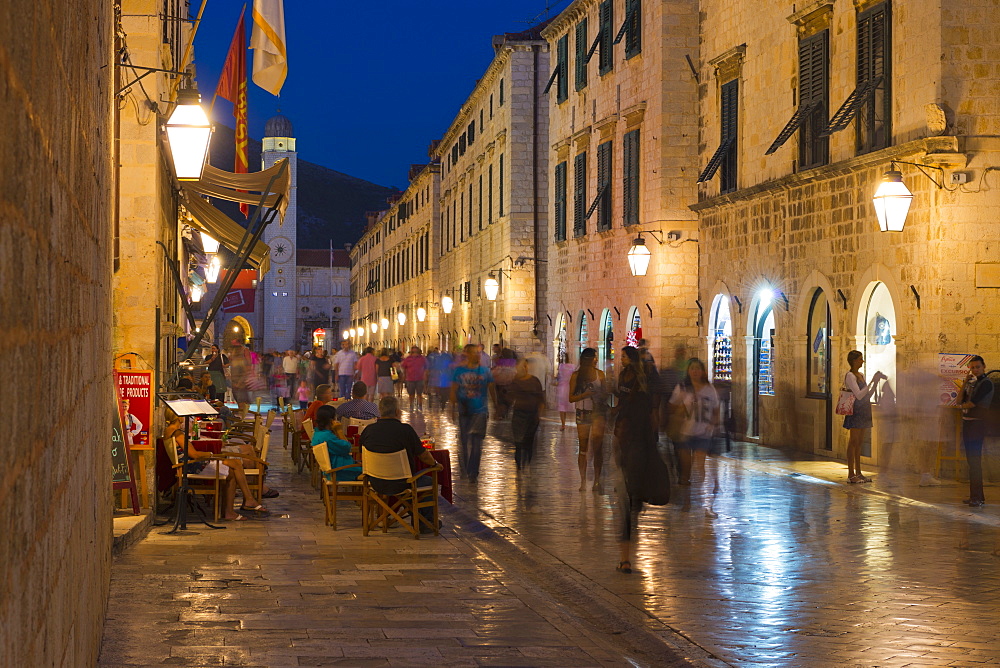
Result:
[115, 65, 187, 97]
[890, 160, 953, 191]
[836, 289, 848, 310]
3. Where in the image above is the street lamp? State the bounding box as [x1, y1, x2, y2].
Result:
[380, 317, 390, 330]
[484, 274, 500, 301]
[205, 256, 222, 283]
[397, 312, 406, 326]
[872, 169, 913, 232]
[370, 322, 378, 334]
[441, 295, 454, 314]
[164, 87, 213, 181]
[627, 237, 651, 276]
[190, 284, 204, 303]
[416, 306, 427, 322]
[200, 232, 220, 254]
[341, 330, 349, 340]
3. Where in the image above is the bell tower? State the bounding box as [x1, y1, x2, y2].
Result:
[260, 114, 298, 350]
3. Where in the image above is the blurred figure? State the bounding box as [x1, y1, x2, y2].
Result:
[958, 355, 993, 507]
[451, 343, 494, 483]
[507, 358, 545, 470]
[357, 347, 377, 401]
[282, 349, 299, 391]
[205, 344, 230, 399]
[492, 348, 518, 419]
[613, 346, 661, 574]
[428, 347, 453, 410]
[332, 340, 360, 400]
[555, 352, 575, 430]
[375, 349, 395, 399]
[669, 359, 721, 513]
[401, 346, 428, 412]
[843, 350, 885, 484]
[569, 348, 608, 492]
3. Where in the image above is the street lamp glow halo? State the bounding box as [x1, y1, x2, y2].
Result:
[416, 307, 427, 322]
[484, 274, 500, 301]
[165, 88, 213, 181]
[205, 256, 222, 283]
[627, 237, 651, 276]
[872, 169, 913, 232]
[380, 318, 390, 330]
[200, 232, 221, 254]
[397, 312, 406, 326]
[441, 295, 454, 314]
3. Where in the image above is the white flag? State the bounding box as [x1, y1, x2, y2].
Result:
[250, 0, 287, 96]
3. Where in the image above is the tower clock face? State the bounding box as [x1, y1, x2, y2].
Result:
[271, 236, 294, 264]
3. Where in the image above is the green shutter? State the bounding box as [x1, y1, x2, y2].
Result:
[623, 130, 639, 226]
[599, 0, 614, 75]
[573, 151, 587, 236]
[555, 161, 567, 241]
[575, 19, 588, 91]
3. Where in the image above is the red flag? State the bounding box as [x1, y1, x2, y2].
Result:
[216, 8, 250, 216]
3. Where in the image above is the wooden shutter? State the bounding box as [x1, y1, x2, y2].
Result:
[597, 141, 612, 230]
[599, 0, 613, 74]
[554, 161, 567, 241]
[575, 19, 588, 91]
[623, 130, 639, 226]
[557, 35, 569, 102]
[573, 151, 587, 236]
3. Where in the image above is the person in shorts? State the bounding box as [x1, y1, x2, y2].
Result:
[401, 346, 428, 412]
[568, 348, 608, 493]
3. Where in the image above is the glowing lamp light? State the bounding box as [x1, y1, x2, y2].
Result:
[872, 170, 913, 232]
[164, 88, 213, 181]
[416, 307, 427, 322]
[627, 237, 651, 276]
[233, 325, 240, 332]
[205, 256, 222, 283]
[441, 295, 454, 314]
[200, 232, 220, 254]
[484, 274, 500, 301]
[190, 284, 204, 303]
[380, 317, 390, 330]
[370, 322, 378, 334]
[342, 330, 349, 340]
[759, 288, 774, 307]
[397, 312, 407, 326]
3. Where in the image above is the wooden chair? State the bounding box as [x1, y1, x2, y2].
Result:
[299, 418, 316, 475]
[164, 435, 225, 521]
[345, 417, 377, 433]
[312, 444, 364, 529]
[361, 447, 441, 539]
[244, 432, 270, 503]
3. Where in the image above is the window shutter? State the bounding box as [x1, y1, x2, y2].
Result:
[597, 141, 612, 231]
[575, 19, 588, 91]
[626, 0, 641, 57]
[623, 130, 639, 226]
[499, 153, 505, 217]
[600, 1, 614, 74]
[555, 161, 567, 241]
[573, 151, 587, 236]
[557, 35, 569, 102]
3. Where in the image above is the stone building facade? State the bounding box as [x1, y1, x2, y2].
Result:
[0, 0, 113, 665]
[296, 248, 351, 349]
[540, 0, 700, 375]
[350, 163, 441, 353]
[693, 0, 1000, 475]
[430, 26, 551, 355]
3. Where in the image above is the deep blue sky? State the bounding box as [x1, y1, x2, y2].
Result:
[194, 0, 568, 189]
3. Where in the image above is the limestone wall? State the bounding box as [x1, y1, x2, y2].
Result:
[0, 1, 113, 665]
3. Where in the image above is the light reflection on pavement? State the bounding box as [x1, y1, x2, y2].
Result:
[416, 406, 1000, 667]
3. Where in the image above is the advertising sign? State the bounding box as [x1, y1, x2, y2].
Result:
[112, 371, 140, 514]
[938, 353, 974, 406]
[223, 288, 255, 312]
[115, 371, 153, 446]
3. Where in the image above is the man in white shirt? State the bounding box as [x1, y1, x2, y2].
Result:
[282, 350, 299, 389]
[332, 341, 360, 399]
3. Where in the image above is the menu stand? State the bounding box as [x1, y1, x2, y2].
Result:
[156, 392, 224, 534]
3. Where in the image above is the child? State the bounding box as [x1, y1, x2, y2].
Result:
[297, 380, 310, 410]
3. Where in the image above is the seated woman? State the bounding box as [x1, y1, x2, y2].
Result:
[197, 372, 219, 402]
[310, 405, 362, 481]
[164, 415, 268, 520]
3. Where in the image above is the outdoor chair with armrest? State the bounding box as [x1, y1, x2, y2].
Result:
[164, 439, 266, 521]
[243, 432, 270, 503]
[361, 447, 442, 539]
[312, 444, 364, 529]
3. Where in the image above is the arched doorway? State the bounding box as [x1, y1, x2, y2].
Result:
[598, 309, 614, 372]
[578, 310, 588, 360]
[553, 313, 568, 376]
[806, 289, 833, 450]
[228, 315, 252, 347]
[708, 295, 733, 382]
[625, 306, 642, 348]
[857, 281, 897, 460]
[747, 293, 776, 438]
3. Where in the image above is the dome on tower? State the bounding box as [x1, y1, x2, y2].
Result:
[264, 114, 294, 137]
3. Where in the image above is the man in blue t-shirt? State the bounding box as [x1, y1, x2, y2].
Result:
[450, 343, 494, 483]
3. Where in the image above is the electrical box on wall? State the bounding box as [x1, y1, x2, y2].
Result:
[950, 172, 968, 185]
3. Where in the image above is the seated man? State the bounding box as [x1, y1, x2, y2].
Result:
[335, 381, 379, 421]
[360, 395, 441, 532]
[304, 383, 333, 423]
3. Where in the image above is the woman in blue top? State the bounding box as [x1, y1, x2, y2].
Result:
[310, 405, 362, 481]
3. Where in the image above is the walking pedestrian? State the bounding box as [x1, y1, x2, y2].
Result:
[205, 344, 229, 400]
[492, 348, 518, 419]
[375, 349, 395, 399]
[332, 340, 360, 400]
[357, 347, 377, 401]
[401, 346, 428, 412]
[569, 348, 608, 492]
[669, 358, 721, 511]
[842, 350, 885, 484]
[613, 346, 665, 574]
[451, 343, 494, 483]
[310, 347, 331, 390]
[555, 352, 575, 431]
[282, 349, 299, 390]
[508, 358, 545, 470]
[429, 347, 454, 410]
[958, 355, 994, 507]
[296, 380, 310, 410]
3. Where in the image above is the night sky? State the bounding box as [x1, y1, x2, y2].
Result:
[193, 0, 568, 189]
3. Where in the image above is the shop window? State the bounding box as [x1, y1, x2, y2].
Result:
[807, 289, 831, 397]
[578, 311, 588, 358]
[553, 313, 568, 378]
[625, 307, 641, 347]
[599, 308, 614, 372]
[710, 295, 733, 382]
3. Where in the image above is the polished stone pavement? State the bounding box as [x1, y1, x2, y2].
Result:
[100, 408, 1000, 667]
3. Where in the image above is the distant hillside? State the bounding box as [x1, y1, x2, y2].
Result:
[209, 125, 398, 249]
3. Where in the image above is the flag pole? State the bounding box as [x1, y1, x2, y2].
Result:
[169, 0, 210, 102]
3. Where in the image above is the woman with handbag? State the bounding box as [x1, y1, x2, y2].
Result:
[668, 359, 721, 504]
[613, 346, 668, 574]
[841, 350, 885, 483]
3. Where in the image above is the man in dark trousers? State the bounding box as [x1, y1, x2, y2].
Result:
[959, 355, 994, 507]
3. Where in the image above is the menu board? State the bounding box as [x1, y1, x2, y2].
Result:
[938, 353, 974, 406]
[116, 371, 153, 446]
[112, 372, 140, 514]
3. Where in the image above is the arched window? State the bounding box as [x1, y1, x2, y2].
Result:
[807, 290, 832, 397]
[598, 309, 614, 371]
[578, 310, 588, 359]
[709, 295, 733, 381]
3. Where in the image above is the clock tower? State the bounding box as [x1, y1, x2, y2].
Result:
[260, 114, 298, 351]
